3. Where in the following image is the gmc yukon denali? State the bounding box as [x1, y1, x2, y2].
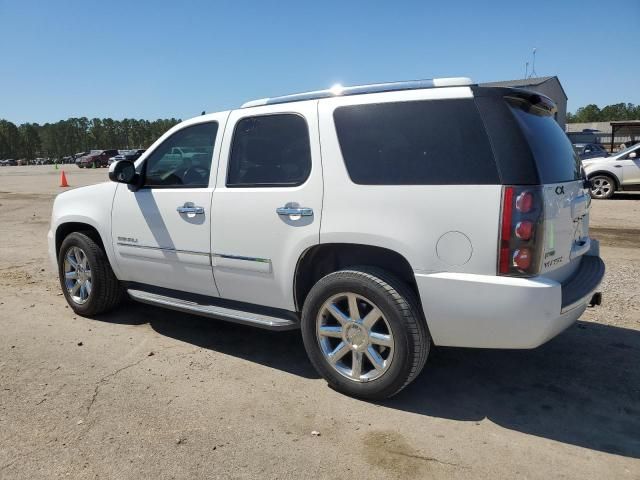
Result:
[48, 78, 605, 399]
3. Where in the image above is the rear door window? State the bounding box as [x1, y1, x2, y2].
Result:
[226, 114, 311, 187]
[333, 99, 499, 185]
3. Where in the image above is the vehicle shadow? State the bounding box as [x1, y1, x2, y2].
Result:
[96, 304, 639, 458]
[384, 319, 640, 458]
[96, 301, 318, 379]
[613, 192, 640, 200]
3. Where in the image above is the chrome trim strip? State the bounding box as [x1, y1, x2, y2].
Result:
[116, 242, 210, 257]
[213, 253, 271, 264]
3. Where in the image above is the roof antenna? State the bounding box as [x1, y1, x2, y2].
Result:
[529, 48, 537, 78]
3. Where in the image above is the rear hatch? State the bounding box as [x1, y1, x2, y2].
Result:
[506, 95, 590, 282]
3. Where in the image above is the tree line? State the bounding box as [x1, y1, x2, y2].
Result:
[567, 103, 640, 123]
[0, 117, 181, 160]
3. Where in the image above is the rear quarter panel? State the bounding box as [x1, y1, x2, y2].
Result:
[317, 88, 502, 275]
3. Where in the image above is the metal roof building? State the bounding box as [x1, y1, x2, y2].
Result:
[481, 76, 568, 129]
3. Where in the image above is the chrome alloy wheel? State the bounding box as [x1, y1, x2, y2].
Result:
[591, 176, 613, 198]
[63, 246, 92, 304]
[316, 292, 394, 382]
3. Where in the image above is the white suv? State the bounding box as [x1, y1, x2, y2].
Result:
[583, 143, 640, 199]
[48, 78, 605, 399]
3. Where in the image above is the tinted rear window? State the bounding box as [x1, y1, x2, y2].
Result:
[227, 114, 311, 187]
[507, 98, 581, 183]
[333, 99, 499, 185]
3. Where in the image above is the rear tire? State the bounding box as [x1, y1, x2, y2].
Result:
[589, 175, 616, 199]
[58, 232, 124, 316]
[301, 268, 430, 400]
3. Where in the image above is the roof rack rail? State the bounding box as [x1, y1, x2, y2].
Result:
[241, 77, 474, 108]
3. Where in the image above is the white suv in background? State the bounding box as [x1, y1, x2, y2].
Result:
[48, 78, 605, 399]
[583, 143, 640, 199]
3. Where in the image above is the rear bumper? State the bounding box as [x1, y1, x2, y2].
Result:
[560, 255, 605, 313]
[415, 250, 605, 349]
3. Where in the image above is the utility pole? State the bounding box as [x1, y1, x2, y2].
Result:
[530, 48, 537, 78]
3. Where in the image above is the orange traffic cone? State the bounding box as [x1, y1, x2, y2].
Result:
[60, 170, 69, 188]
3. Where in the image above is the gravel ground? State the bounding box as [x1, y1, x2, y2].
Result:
[0, 166, 638, 479]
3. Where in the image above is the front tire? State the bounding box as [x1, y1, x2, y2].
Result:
[301, 268, 430, 400]
[590, 175, 616, 199]
[58, 232, 123, 316]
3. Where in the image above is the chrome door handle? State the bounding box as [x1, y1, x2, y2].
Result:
[276, 207, 313, 216]
[177, 205, 204, 214]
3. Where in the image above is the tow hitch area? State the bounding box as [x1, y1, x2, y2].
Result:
[589, 292, 602, 307]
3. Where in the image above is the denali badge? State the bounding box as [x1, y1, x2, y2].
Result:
[117, 236, 138, 243]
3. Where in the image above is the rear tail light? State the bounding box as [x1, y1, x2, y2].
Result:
[498, 186, 544, 276]
[513, 248, 532, 271]
[515, 221, 533, 240]
[515, 191, 534, 213]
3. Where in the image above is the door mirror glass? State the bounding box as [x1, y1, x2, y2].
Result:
[109, 160, 137, 184]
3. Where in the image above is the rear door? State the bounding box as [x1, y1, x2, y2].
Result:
[211, 101, 322, 310]
[617, 145, 640, 185]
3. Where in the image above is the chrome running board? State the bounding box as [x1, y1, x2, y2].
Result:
[127, 288, 298, 331]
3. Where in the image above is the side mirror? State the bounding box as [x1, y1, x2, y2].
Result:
[108, 160, 137, 184]
[629, 152, 637, 159]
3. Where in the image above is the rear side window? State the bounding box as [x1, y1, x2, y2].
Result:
[507, 99, 580, 183]
[333, 99, 499, 185]
[227, 114, 311, 187]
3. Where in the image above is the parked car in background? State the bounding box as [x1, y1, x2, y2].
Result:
[108, 149, 146, 165]
[567, 131, 601, 145]
[583, 143, 640, 198]
[0, 159, 17, 166]
[573, 143, 609, 160]
[78, 149, 119, 168]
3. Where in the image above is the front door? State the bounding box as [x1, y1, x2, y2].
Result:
[618, 147, 640, 185]
[211, 102, 323, 310]
[112, 116, 227, 297]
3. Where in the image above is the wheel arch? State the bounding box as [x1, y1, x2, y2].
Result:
[55, 222, 106, 260]
[587, 170, 620, 189]
[294, 243, 420, 312]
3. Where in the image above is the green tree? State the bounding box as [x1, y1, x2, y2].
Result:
[568, 102, 639, 123]
[0, 120, 22, 158]
[0, 116, 181, 160]
[19, 123, 41, 158]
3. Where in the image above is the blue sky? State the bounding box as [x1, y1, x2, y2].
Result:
[1, 0, 638, 124]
